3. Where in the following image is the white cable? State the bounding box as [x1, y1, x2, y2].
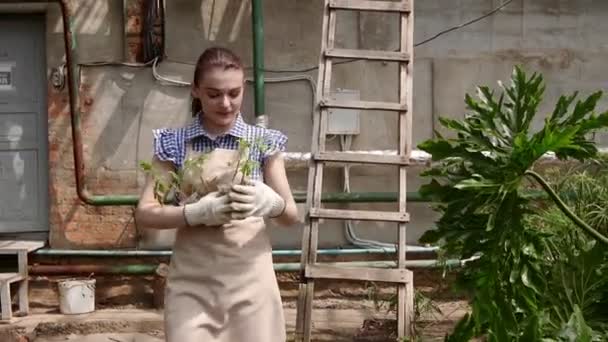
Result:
[339, 135, 397, 251]
[151, 57, 316, 101]
[151, 57, 318, 126]
[152, 57, 190, 86]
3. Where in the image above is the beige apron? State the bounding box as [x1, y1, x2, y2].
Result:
[164, 146, 286, 342]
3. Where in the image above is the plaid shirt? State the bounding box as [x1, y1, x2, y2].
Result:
[152, 113, 287, 180]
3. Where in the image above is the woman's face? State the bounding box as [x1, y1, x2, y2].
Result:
[192, 67, 244, 129]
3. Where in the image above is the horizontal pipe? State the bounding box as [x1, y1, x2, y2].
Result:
[42, 189, 546, 207]
[38, 191, 435, 207]
[34, 245, 438, 257]
[28, 259, 465, 275]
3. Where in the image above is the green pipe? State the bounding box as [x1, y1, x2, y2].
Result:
[27, 259, 464, 276]
[84, 190, 550, 206]
[251, 0, 265, 120]
[53, 192, 433, 207]
[34, 246, 438, 257]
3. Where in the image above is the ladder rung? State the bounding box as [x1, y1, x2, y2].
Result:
[326, 48, 410, 62]
[306, 264, 412, 283]
[329, 0, 411, 13]
[309, 208, 409, 222]
[314, 151, 409, 165]
[321, 98, 407, 111]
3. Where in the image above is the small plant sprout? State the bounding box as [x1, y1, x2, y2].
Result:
[141, 137, 272, 205]
[139, 153, 208, 205]
[232, 137, 270, 184]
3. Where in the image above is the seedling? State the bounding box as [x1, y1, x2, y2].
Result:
[232, 137, 269, 184]
[140, 137, 271, 205]
[140, 153, 208, 205]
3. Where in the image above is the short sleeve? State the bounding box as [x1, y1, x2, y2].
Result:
[261, 129, 288, 163]
[152, 128, 179, 166]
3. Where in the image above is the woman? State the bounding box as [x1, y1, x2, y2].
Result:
[136, 46, 299, 342]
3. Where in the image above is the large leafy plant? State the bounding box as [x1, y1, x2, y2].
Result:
[418, 66, 608, 341]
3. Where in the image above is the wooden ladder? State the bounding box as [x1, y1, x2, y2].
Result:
[294, 0, 414, 340]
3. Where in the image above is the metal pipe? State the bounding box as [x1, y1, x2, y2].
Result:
[13, 0, 140, 206]
[251, 0, 266, 126]
[34, 245, 438, 257]
[28, 259, 464, 275]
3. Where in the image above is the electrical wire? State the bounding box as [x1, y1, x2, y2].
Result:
[256, 0, 516, 74]
[150, 57, 318, 122]
[151, 56, 316, 96]
[78, 60, 155, 67]
[340, 135, 398, 251]
[414, 0, 515, 47]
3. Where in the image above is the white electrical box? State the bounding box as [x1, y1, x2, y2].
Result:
[326, 88, 360, 135]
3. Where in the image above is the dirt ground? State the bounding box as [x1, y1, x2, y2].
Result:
[1, 299, 469, 342]
[1, 269, 469, 341]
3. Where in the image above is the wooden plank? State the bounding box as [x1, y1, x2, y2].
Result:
[314, 151, 409, 165]
[320, 98, 407, 111]
[297, 0, 331, 339]
[17, 250, 28, 315]
[306, 265, 413, 283]
[329, 0, 411, 12]
[309, 208, 409, 223]
[18, 279, 28, 315]
[17, 251, 27, 276]
[406, 281, 415, 335]
[303, 279, 315, 341]
[1, 283, 11, 321]
[0, 273, 23, 282]
[0, 240, 45, 253]
[397, 5, 415, 338]
[326, 48, 410, 62]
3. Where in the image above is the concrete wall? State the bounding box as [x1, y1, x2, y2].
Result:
[17, 0, 608, 249]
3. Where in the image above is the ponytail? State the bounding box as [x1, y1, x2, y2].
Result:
[191, 97, 202, 117]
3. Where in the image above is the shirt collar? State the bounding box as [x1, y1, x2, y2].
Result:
[184, 112, 247, 141]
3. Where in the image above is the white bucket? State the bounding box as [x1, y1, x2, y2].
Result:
[57, 278, 96, 314]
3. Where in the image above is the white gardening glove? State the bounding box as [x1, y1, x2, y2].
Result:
[183, 191, 232, 227]
[228, 180, 286, 220]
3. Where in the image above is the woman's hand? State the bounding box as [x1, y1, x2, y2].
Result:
[224, 153, 299, 227]
[228, 181, 286, 219]
[183, 191, 233, 226]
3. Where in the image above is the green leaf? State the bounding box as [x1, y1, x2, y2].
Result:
[558, 305, 593, 342]
[454, 178, 499, 190]
[139, 161, 152, 172]
[521, 264, 541, 295]
[521, 315, 540, 342]
[418, 139, 455, 160]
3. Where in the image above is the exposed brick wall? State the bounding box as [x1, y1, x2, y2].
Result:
[47, 80, 139, 249]
[125, 0, 145, 63]
[47, 0, 149, 249]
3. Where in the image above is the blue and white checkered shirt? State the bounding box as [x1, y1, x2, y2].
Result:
[152, 113, 287, 181]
